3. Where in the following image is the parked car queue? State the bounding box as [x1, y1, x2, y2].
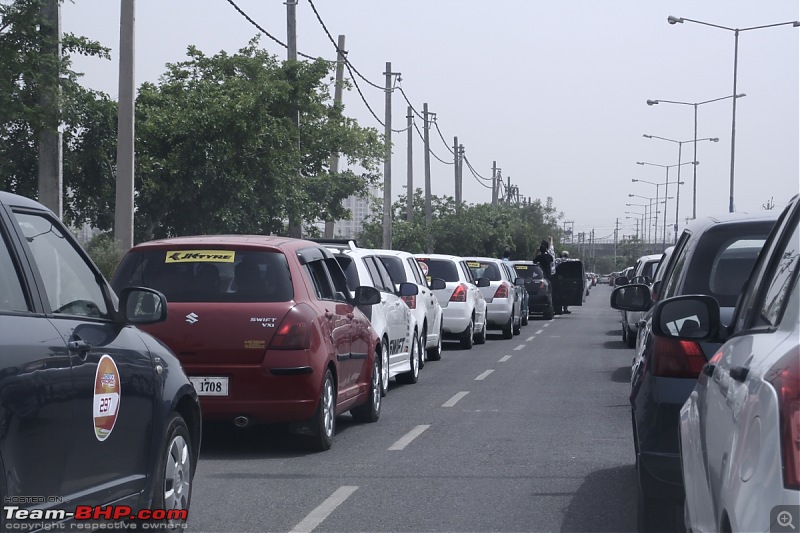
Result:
[610, 197, 800, 532]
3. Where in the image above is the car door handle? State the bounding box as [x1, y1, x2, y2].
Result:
[702, 363, 716, 377]
[729, 366, 749, 383]
[68, 339, 92, 358]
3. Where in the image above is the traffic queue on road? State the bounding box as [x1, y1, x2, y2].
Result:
[610, 196, 800, 532]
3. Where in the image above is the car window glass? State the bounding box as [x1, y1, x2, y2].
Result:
[406, 258, 425, 285]
[755, 217, 800, 328]
[305, 259, 335, 300]
[661, 235, 691, 300]
[13, 211, 108, 318]
[335, 256, 360, 290]
[113, 250, 293, 303]
[459, 262, 474, 282]
[372, 255, 396, 289]
[324, 257, 351, 300]
[0, 229, 29, 313]
[419, 259, 458, 282]
[642, 260, 659, 280]
[364, 256, 390, 292]
[380, 256, 407, 284]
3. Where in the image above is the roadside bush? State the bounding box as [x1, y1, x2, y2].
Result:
[84, 233, 124, 279]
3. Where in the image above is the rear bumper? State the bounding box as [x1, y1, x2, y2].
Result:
[441, 304, 472, 335]
[486, 300, 513, 327]
[638, 451, 684, 499]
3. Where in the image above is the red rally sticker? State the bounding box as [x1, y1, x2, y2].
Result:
[93, 354, 121, 441]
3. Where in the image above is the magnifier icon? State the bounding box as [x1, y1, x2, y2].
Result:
[778, 511, 796, 530]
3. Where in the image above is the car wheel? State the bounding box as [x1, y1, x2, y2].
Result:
[153, 413, 193, 525]
[502, 315, 513, 339]
[351, 355, 381, 423]
[380, 340, 390, 397]
[475, 316, 487, 344]
[418, 327, 427, 369]
[521, 312, 529, 326]
[512, 313, 521, 335]
[427, 324, 443, 361]
[460, 317, 474, 349]
[397, 332, 420, 384]
[309, 370, 335, 451]
[543, 306, 554, 320]
[622, 323, 628, 343]
[626, 326, 637, 348]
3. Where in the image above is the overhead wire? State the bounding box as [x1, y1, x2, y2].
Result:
[463, 156, 492, 182]
[433, 119, 455, 155]
[413, 121, 454, 165]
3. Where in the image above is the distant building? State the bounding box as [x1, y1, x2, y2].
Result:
[333, 189, 378, 239]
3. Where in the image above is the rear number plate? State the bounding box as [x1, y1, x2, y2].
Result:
[190, 377, 228, 396]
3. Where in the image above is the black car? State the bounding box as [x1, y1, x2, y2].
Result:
[0, 191, 201, 528]
[510, 261, 554, 320]
[610, 210, 779, 529]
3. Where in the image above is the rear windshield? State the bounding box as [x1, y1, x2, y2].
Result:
[683, 223, 773, 307]
[417, 258, 459, 282]
[379, 256, 407, 283]
[465, 260, 502, 281]
[513, 264, 543, 279]
[112, 249, 293, 303]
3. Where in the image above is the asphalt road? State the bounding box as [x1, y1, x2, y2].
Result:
[187, 284, 641, 533]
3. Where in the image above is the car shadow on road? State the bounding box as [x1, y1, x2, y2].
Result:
[560, 464, 638, 533]
[603, 340, 630, 350]
[611, 366, 631, 383]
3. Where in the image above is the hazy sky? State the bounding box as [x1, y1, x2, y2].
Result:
[62, 1, 799, 242]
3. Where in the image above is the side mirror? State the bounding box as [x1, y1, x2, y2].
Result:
[514, 277, 526, 286]
[354, 285, 381, 306]
[651, 295, 721, 341]
[475, 277, 490, 288]
[119, 287, 168, 325]
[428, 277, 446, 290]
[609, 284, 652, 312]
[614, 276, 630, 287]
[632, 275, 651, 285]
[398, 281, 419, 297]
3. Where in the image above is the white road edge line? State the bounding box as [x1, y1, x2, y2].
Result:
[442, 391, 470, 407]
[289, 485, 359, 533]
[535, 329, 544, 335]
[475, 369, 494, 380]
[514, 344, 526, 351]
[526, 336, 536, 342]
[499, 355, 512, 362]
[389, 424, 431, 451]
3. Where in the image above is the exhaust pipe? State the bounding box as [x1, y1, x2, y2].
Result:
[233, 416, 249, 428]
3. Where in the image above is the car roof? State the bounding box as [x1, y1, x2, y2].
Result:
[637, 253, 663, 262]
[414, 253, 462, 261]
[684, 211, 780, 234]
[129, 234, 320, 252]
[374, 249, 414, 259]
[0, 191, 51, 211]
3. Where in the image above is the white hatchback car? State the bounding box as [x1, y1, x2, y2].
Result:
[462, 257, 525, 339]
[375, 250, 446, 362]
[414, 254, 489, 350]
[324, 243, 420, 396]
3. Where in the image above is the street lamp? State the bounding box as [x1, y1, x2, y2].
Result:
[643, 134, 718, 241]
[646, 94, 744, 219]
[628, 195, 671, 249]
[637, 161, 694, 250]
[667, 15, 800, 212]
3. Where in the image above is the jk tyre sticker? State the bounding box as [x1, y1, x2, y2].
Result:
[166, 250, 236, 263]
[93, 355, 121, 441]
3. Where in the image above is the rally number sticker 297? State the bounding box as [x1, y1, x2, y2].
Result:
[93, 354, 121, 441]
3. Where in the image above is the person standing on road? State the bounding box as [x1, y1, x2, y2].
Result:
[501, 247, 511, 262]
[558, 250, 572, 314]
[533, 238, 555, 280]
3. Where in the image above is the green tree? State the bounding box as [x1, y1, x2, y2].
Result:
[134, 39, 383, 241]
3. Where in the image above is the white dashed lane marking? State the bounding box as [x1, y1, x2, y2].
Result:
[475, 370, 494, 381]
[388, 425, 430, 451]
[499, 355, 511, 362]
[535, 329, 544, 335]
[514, 345, 526, 351]
[289, 486, 359, 533]
[526, 336, 536, 342]
[442, 391, 470, 407]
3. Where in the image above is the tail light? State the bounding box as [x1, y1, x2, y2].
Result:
[652, 336, 706, 378]
[268, 304, 314, 350]
[539, 281, 546, 290]
[402, 295, 417, 309]
[494, 282, 510, 299]
[766, 348, 800, 490]
[450, 283, 468, 302]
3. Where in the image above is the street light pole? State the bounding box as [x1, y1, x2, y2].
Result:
[667, 16, 799, 212]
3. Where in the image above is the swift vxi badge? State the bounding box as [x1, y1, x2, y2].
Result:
[166, 250, 236, 263]
[93, 355, 121, 442]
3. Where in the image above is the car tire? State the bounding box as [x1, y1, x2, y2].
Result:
[309, 370, 335, 451]
[521, 312, 529, 326]
[626, 326, 637, 348]
[351, 356, 381, 423]
[512, 313, 521, 335]
[622, 323, 628, 343]
[543, 306, 554, 320]
[502, 316, 513, 339]
[153, 413, 193, 524]
[427, 324, 443, 361]
[418, 327, 426, 369]
[460, 318, 474, 349]
[397, 332, 420, 384]
[475, 316, 487, 344]
[379, 340, 390, 397]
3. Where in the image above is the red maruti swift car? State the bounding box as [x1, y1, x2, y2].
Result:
[112, 236, 383, 451]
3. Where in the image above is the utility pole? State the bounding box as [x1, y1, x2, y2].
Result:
[325, 34, 346, 238]
[286, 0, 301, 237]
[491, 161, 497, 205]
[114, 0, 135, 249]
[457, 144, 464, 207]
[423, 104, 432, 252]
[382, 62, 400, 249]
[614, 218, 619, 265]
[506, 176, 512, 204]
[453, 136, 459, 208]
[406, 105, 413, 222]
[38, 0, 62, 218]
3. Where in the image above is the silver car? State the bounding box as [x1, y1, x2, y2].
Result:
[462, 257, 525, 339]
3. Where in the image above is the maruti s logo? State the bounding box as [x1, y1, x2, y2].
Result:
[186, 312, 199, 324]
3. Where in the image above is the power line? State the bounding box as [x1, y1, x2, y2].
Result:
[344, 61, 385, 127]
[463, 156, 491, 182]
[433, 119, 455, 155]
[413, 121, 454, 165]
[397, 83, 424, 119]
[465, 159, 492, 189]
